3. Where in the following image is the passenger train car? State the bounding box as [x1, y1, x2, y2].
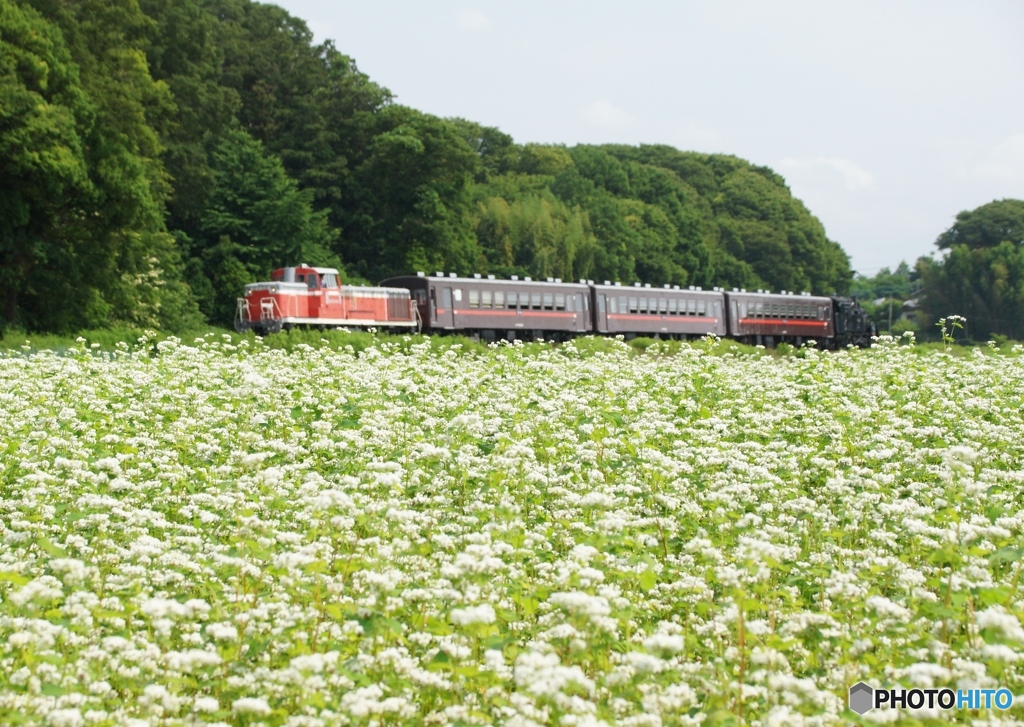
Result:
[239, 267, 874, 347]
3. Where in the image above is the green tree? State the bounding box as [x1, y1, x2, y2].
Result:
[920, 200, 1024, 341]
[0, 0, 91, 327]
[3, 0, 200, 332]
[341, 106, 481, 281]
[187, 129, 339, 325]
[936, 199, 1024, 250]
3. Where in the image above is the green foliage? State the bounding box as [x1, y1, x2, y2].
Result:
[2, 0, 854, 333]
[920, 234, 1024, 341]
[2, 0, 201, 332]
[850, 262, 922, 333]
[186, 129, 339, 325]
[936, 199, 1024, 250]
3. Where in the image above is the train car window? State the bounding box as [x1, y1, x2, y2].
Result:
[608, 296, 616, 313]
[483, 290, 494, 308]
[568, 294, 575, 311]
[555, 294, 565, 310]
[581, 294, 588, 311]
[788, 303, 795, 318]
[687, 299, 696, 315]
[628, 297, 638, 313]
[307, 274, 320, 290]
[668, 298, 677, 314]
[698, 300, 706, 316]
[638, 297, 647, 314]
[531, 293, 542, 310]
[453, 289, 462, 303]
[469, 289, 479, 308]
[824, 306, 831, 320]
[658, 298, 668, 314]
[619, 296, 627, 313]
[495, 291, 504, 308]
[543, 293, 553, 310]
[442, 288, 452, 309]
[818, 306, 824, 320]
[506, 291, 516, 308]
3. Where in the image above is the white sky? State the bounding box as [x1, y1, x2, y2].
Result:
[271, 0, 1024, 275]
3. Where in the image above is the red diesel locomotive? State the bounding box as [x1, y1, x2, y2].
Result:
[235, 265, 418, 335]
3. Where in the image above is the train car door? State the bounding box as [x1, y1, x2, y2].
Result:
[434, 284, 455, 329]
[321, 272, 343, 319]
[594, 291, 608, 332]
[305, 272, 322, 319]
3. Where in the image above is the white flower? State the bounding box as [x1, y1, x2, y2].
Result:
[232, 697, 272, 716]
[450, 604, 496, 626]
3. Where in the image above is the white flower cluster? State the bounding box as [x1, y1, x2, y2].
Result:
[0, 335, 1022, 725]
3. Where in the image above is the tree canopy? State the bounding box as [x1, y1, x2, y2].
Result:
[920, 199, 1024, 341]
[1, 0, 854, 333]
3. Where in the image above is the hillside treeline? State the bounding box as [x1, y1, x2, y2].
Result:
[1, 0, 852, 332]
[918, 199, 1024, 341]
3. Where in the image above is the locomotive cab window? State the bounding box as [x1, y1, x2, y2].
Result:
[306, 274, 320, 289]
[322, 273, 338, 288]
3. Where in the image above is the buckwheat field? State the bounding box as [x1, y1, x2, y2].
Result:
[2, 335, 1024, 726]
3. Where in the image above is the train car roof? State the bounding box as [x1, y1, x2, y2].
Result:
[725, 290, 832, 304]
[382, 274, 590, 289]
[592, 283, 723, 295]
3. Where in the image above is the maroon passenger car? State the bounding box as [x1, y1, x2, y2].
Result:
[379, 273, 591, 341]
[591, 283, 727, 339]
[725, 290, 834, 346]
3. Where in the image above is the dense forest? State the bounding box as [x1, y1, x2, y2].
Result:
[850, 199, 1024, 342]
[1, 0, 854, 332]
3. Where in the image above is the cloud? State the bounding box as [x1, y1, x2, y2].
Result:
[582, 100, 637, 131]
[969, 135, 1024, 184]
[458, 9, 491, 30]
[779, 156, 874, 191]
